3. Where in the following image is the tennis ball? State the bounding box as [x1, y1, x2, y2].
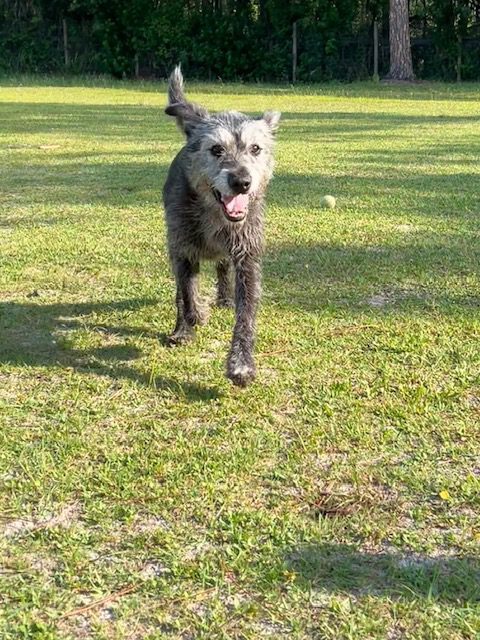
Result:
[320, 195, 336, 209]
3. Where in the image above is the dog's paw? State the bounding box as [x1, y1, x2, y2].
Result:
[227, 359, 256, 387]
[165, 329, 194, 347]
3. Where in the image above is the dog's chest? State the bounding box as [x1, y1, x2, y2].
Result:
[199, 217, 234, 259]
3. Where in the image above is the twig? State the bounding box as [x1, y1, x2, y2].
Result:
[60, 584, 137, 619]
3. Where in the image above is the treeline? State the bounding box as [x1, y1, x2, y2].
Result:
[1, 0, 480, 81]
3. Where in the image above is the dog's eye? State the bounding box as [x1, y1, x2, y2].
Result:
[250, 144, 261, 156]
[211, 145, 225, 157]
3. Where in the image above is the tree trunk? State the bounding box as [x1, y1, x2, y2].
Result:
[387, 0, 414, 81]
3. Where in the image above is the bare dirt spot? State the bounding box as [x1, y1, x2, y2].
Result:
[366, 292, 394, 308]
[466, 394, 480, 410]
[387, 626, 406, 640]
[396, 224, 417, 233]
[183, 542, 215, 562]
[98, 606, 117, 622]
[26, 553, 59, 576]
[2, 502, 81, 538]
[139, 561, 171, 580]
[132, 514, 170, 534]
[57, 615, 92, 640]
[366, 287, 425, 308]
[255, 621, 290, 637]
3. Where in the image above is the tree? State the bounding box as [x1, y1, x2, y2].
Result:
[387, 0, 414, 80]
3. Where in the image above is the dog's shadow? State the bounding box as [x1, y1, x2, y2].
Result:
[0, 296, 220, 401]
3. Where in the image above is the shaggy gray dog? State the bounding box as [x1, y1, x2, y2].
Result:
[163, 66, 280, 387]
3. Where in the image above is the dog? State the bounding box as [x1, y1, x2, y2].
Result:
[163, 66, 280, 387]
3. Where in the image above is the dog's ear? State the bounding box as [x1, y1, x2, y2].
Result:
[262, 110, 281, 134]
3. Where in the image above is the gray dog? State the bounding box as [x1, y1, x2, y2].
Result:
[163, 66, 280, 387]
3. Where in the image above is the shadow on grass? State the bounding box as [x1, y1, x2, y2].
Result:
[2, 102, 478, 219]
[3, 101, 479, 139]
[286, 543, 480, 603]
[279, 110, 480, 138]
[264, 239, 480, 314]
[1, 158, 168, 209]
[0, 297, 220, 401]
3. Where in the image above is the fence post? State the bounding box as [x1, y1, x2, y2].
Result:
[456, 34, 462, 83]
[62, 18, 69, 68]
[292, 21, 297, 83]
[373, 19, 379, 81]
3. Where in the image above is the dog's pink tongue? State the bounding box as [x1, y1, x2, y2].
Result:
[222, 193, 249, 215]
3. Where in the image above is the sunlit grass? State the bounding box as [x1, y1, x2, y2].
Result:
[0, 78, 479, 639]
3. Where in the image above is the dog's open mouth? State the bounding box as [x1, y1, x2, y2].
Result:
[213, 189, 248, 222]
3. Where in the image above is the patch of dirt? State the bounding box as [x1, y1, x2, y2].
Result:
[139, 561, 171, 580]
[466, 394, 480, 410]
[387, 626, 406, 640]
[255, 621, 290, 637]
[26, 553, 59, 576]
[132, 514, 170, 534]
[183, 542, 215, 562]
[366, 287, 425, 309]
[375, 541, 459, 563]
[187, 602, 208, 617]
[2, 502, 81, 538]
[366, 292, 394, 308]
[221, 591, 250, 610]
[57, 615, 92, 640]
[98, 606, 117, 622]
[396, 224, 417, 233]
[308, 590, 331, 608]
[303, 451, 348, 472]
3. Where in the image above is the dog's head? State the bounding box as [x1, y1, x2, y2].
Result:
[165, 66, 280, 223]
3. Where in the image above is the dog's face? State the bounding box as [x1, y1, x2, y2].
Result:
[167, 101, 280, 223]
[193, 112, 280, 222]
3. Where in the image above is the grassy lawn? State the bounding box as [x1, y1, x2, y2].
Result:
[1, 77, 479, 639]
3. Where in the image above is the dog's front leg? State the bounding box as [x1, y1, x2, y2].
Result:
[216, 259, 234, 308]
[167, 257, 202, 346]
[227, 255, 261, 387]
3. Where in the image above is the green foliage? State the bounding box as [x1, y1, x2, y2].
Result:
[0, 1, 479, 81]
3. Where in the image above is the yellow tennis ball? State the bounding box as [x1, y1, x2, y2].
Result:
[320, 195, 336, 209]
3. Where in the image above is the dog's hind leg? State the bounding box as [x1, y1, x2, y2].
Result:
[167, 257, 206, 346]
[215, 259, 234, 308]
[226, 256, 261, 386]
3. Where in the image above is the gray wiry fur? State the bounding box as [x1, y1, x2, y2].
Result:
[163, 65, 281, 387]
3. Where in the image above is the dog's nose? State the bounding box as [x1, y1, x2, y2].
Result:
[228, 172, 252, 194]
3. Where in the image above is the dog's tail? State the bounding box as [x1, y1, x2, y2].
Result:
[168, 64, 186, 105]
[165, 65, 209, 136]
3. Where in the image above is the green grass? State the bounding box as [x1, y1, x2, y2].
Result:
[0, 77, 479, 639]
